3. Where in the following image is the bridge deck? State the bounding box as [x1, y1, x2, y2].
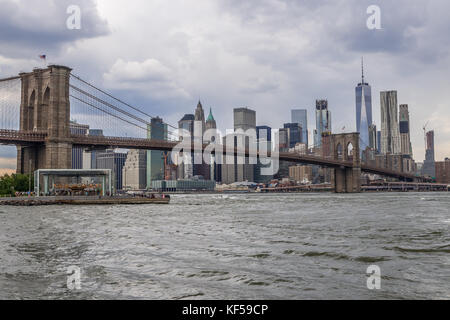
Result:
[0, 129, 47, 144]
[0, 129, 431, 181]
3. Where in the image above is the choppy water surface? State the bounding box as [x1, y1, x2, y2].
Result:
[0, 192, 449, 300]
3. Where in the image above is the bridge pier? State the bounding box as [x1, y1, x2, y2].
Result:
[17, 143, 72, 174]
[43, 141, 73, 170]
[334, 166, 361, 193]
[17, 146, 41, 174]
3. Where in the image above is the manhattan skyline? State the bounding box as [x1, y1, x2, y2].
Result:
[0, 0, 449, 173]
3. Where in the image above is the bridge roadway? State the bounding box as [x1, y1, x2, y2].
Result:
[0, 129, 47, 145]
[0, 130, 429, 182]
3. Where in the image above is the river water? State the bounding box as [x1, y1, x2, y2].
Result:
[0, 192, 449, 300]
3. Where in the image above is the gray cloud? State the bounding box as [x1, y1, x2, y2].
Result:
[1, 0, 450, 169]
[0, 0, 108, 58]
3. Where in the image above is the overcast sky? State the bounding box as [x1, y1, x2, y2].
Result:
[0, 0, 449, 171]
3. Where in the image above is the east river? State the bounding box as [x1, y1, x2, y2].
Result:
[0, 193, 449, 299]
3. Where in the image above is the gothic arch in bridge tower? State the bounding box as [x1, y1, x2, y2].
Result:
[28, 90, 35, 131]
[41, 87, 50, 130]
[346, 142, 354, 162]
[336, 143, 343, 160]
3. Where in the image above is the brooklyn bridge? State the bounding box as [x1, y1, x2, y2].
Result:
[0, 65, 432, 193]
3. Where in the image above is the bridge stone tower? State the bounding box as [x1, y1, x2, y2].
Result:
[16, 65, 72, 174]
[330, 133, 361, 193]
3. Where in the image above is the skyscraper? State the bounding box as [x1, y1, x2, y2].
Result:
[83, 129, 104, 170]
[178, 114, 195, 179]
[380, 91, 401, 154]
[278, 128, 289, 150]
[422, 130, 436, 178]
[206, 108, 220, 182]
[377, 131, 381, 153]
[194, 101, 209, 179]
[234, 107, 256, 132]
[399, 104, 413, 156]
[205, 108, 217, 131]
[178, 114, 195, 136]
[194, 100, 206, 134]
[355, 59, 373, 151]
[314, 100, 331, 148]
[283, 123, 302, 148]
[70, 121, 89, 169]
[291, 109, 308, 146]
[256, 125, 272, 142]
[123, 150, 147, 190]
[222, 108, 256, 183]
[147, 117, 168, 188]
[368, 124, 377, 151]
[255, 125, 272, 183]
[435, 158, 450, 184]
[234, 107, 256, 183]
[96, 149, 127, 191]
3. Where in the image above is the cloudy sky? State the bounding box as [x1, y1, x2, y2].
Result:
[0, 0, 449, 172]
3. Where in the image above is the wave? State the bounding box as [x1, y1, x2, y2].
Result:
[302, 251, 389, 263]
[391, 245, 450, 254]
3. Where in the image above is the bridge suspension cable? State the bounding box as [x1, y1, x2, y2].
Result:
[69, 95, 149, 132]
[0, 76, 21, 83]
[69, 74, 179, 141]
[70, 73, 179, 130]
[0, 77, 21, 131]
[70, 85, 151, 128]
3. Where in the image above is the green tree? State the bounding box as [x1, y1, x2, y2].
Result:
[0, 174, 34, 196]
[0, 174, 13, 196]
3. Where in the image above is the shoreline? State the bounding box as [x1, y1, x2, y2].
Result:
[0, 196, 170, 206]
[1, 189, 448, 206]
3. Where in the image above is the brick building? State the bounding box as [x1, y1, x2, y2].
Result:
[435, 158, 450, 184]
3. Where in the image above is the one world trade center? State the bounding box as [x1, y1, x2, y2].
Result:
[355, 58, 373, 153]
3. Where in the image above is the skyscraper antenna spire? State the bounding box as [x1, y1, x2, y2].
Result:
[361, 57, 365, 84]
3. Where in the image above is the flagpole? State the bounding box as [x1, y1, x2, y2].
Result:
[38, 55, 47, 68]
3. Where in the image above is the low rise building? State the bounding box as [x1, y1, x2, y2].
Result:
[96, 149, 127, 191]
[152, 180, 216, 192]
[123, 150, 147, 190]
[435, 158, 450, 184]
[289, 165, 313, 183]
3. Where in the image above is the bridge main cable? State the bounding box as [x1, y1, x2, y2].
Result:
[70, 73, 179, 130]
[69, 94, 149, 132]
[0, 76, 21, 83]
[70, 84, 151, 127]
[69, 89, 179, 140]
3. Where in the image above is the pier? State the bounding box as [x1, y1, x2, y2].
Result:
[0, 195, 170, 206]
[362, 182, 449, 192]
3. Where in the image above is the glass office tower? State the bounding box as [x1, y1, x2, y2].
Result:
[355, 59, 373, 152]
[291, 109, 308, 147]
[284, 123, 302, 148]
[314, 100, 331, 148]
[147, 117, 168, 187]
